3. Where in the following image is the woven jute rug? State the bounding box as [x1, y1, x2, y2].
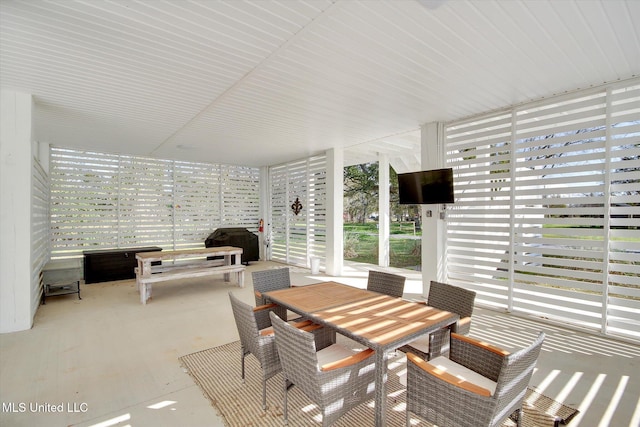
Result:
[179, 340, 578, 427]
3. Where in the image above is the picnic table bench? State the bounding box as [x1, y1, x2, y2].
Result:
[135, 246, 245, 304]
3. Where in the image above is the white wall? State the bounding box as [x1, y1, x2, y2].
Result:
[1, 91, 34, 333]
[326, 147, 344, 276]
[420, 122, 447, 297]
[378, 153, 390, 267]
[259, 166, 269, 260]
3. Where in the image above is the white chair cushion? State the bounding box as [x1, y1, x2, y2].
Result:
[399, 356, 497, 395]
[426, 356, 497, 395]
[407, 336, 429, 353]
[316, 343, 356, 367]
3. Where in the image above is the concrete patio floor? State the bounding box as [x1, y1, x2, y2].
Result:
[1, 261, 638, 427]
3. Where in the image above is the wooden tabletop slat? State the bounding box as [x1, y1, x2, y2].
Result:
[265, 281, 459, 348]
[265, 281, 376, 313]
[135, 246, 242, 261]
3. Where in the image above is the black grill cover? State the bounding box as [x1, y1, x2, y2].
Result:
[205, 228, 259, 265]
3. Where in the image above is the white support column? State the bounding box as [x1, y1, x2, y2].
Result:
[326, 148, 344, 276]
[1, 91, 34, 333]
[259, 166, 269, 261]
[420, 122, 446, 298]
[38, 141, 50, 174]
[378, 153, 390, 267]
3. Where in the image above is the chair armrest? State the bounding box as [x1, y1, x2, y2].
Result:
[254, 290, 263, 299]
[406, 353, 492, 397]
[451, 333, 509, 356]
[320, 348, 374, 372]
[300, 323, 324, 332]
[253, 303, 277, 312]
[291, 319, 313, 329]
[453, 317, 472, 335]
[259, 327, 274, 337]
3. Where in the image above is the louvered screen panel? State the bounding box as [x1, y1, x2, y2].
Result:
[50, 148, 261, 258]
[288, 161, 309, 267]
[174, 161, 221, 250]
[118, 156, 174, 249]
[50, 149, 120, 254]
[270, 164, 289, 262]
[606, 84, 640, 339]
[269, 156, 327, 268]
[221, 165, 260, 231]
[445, 79, 640, 341]
[445, 112, 513, 310]
[307, 156, 327, 268]
[32, 158, 50, 313]
[512, 92, 608, 328]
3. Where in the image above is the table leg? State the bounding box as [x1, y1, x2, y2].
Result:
[135, 259, 142, 291]
[223, 254, 231, 282]
[374, 348, 387, 426]
[140, 283, 147, 305]
[238, 270, 244, 288]
[235, 251, 243, 287]
[138, 260, 153, 303]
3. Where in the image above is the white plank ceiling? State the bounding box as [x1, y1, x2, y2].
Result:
[1, 0, 638, 170]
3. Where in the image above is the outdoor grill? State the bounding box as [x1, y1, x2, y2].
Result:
[205, 228, 259, 265]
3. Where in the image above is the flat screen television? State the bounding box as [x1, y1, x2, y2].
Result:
[397, 168, 454, 205]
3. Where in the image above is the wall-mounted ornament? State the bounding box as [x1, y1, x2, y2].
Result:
[291, 197, 303, 215]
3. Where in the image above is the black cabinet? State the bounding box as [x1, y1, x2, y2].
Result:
[83, 247, 161, 284]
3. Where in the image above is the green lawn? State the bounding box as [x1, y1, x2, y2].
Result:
[344, 222, 421, 269]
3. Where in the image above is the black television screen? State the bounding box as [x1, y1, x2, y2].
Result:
[397, 168, 454, 205]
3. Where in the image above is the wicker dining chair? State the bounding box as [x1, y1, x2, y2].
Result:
[405, 331, 545, 427]
[269, 311, 377, 426]
[228, 292, 334, 410]
[399, 280, 476, 360]
[252, 268, 291, 321]
[366, 270, 406, 298]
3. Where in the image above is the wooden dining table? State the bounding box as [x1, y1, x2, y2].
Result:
[265, 281, 459, 427]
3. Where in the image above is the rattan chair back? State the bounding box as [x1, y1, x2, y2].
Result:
[366, 270, 406, 298]
[270, 312, 376, 426]
[252, 268, 290, 320]
[428, 280, 476, 330]
[427, 280, 477, 358]
[228, 291, 281, 410]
